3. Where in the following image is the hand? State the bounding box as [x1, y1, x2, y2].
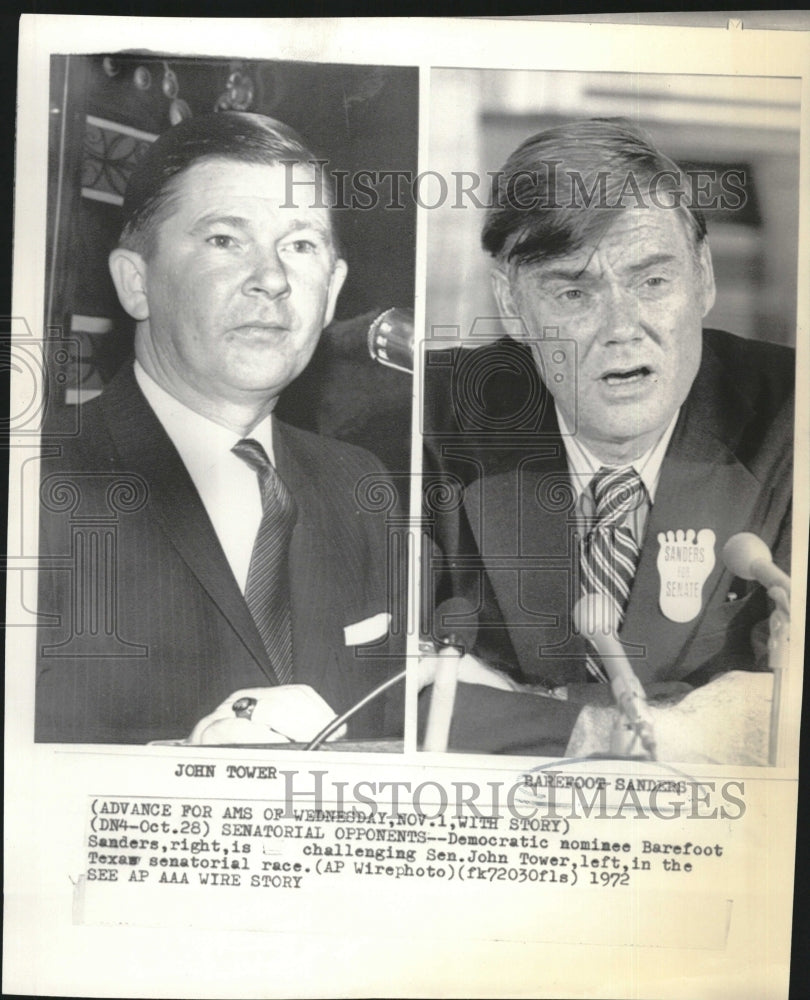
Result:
[565, 671, 771, 765]
[186, 685, 346, 745]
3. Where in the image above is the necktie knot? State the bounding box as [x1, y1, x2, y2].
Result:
[232, 438, 297, 525]
[590, 466, 645, 528]
[232, 437, 270, 474]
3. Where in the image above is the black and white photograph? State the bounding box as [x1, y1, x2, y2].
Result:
[4, 15, 809, 1000]
[419, 67, 800, 765]
[33, 53, 417, 747]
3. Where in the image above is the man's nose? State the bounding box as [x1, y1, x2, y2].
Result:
[598, 286, 641, 343]
[242, 248, 290, 298]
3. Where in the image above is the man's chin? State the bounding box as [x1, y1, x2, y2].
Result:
[578, 412, 676, 461]
[215, 366, 295, 401]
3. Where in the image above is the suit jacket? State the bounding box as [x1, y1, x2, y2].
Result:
[35, 364, 402, 744]
[423, 329, 794, 753]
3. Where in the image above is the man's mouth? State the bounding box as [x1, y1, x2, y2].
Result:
[237, 320, 286, 328]
[601, 365, 653, 386]
[232, 321, 288, 335]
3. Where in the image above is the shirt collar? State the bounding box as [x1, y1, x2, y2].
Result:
[133, 360, 275, 467]
[556, 403, 679, 504]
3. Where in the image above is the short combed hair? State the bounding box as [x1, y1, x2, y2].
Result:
[482, 117, 707, 267]
[119, 111, 338, 257]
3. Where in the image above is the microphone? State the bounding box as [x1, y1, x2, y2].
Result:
[423, 598, 479, 752]
[722, 532, 791, 598]
[367, 307, 414, 373]
[573, 596, 657, 758]
[304, 669, 405, 751]
[723, 532, 790, 765]
[432, 595, 479, 653]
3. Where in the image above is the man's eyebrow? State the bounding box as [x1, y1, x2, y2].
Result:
[189, 214, 332, 238]
[537, 252, 679, 282]
[624, 252, 679, 274]
[189, 214, 252, 234]
[535, 265, 591, 282]
[283, 218, 332, 237]
[540, 267, 585, 281]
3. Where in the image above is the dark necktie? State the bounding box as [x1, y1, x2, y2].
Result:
[579, 466, 646, 682]
[232, 438, 298, 684]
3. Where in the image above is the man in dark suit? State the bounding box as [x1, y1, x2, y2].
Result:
[422, 118, 794, 756]
[36, 112, 402, 744]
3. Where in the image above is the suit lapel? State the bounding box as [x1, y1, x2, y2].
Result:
[272, 420, 343, 696]
[621, 341, 764, 683]
[99, 365, 277, 681]
[464, 336, 767, 686]
[464, 403, 589, 682]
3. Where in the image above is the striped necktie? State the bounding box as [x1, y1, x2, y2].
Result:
[232, 438, 298, 684]
[579, 466, 646, 682]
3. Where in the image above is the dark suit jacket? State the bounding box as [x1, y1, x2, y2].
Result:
[423, 329, 794, 754]
[35, 365, 402, 744]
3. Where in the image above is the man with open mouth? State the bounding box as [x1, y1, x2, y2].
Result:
[422, 117, 794, 760]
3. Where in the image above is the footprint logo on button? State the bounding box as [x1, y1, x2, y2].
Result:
[656, 528, 717, 623]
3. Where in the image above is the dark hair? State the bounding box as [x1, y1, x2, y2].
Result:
[482, 117, 707, 267]
[119, 111, 338, 256]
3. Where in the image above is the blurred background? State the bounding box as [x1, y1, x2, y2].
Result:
[45, 54, 418, 476]
[426, 68, 801, 347]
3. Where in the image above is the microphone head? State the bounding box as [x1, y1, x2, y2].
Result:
[722, 532, 772, 580]
[433, 597, 479, 653]
[572, 595, 618, 640]
[368, 307, 414, 373]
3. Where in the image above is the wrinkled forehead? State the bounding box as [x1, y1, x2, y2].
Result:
[508, 203, 699, 281]
[154, 156, 339, 237]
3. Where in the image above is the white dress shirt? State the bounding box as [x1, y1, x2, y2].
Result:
[134, 361, 273, 593]
[556, 404, 679, 543]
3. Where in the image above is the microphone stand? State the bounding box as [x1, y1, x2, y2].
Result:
[767, 587, 790, 766]
[423, 644, 462, 753]
[723, 535, 791, 767]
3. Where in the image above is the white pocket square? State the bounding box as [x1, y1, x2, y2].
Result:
[344, 612, 390, 646]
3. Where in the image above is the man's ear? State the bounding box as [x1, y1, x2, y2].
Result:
[109, 248, 150, 321]
[696, 239, 716, 318]
[323, 258, 348, 328]
[491, 266, 520, 319]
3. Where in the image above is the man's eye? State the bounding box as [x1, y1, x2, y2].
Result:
[560, 288, 583, 301]
[284, 239, 319, 254]
[207, 234, 237, 249]
[643, 276, 666, 288]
